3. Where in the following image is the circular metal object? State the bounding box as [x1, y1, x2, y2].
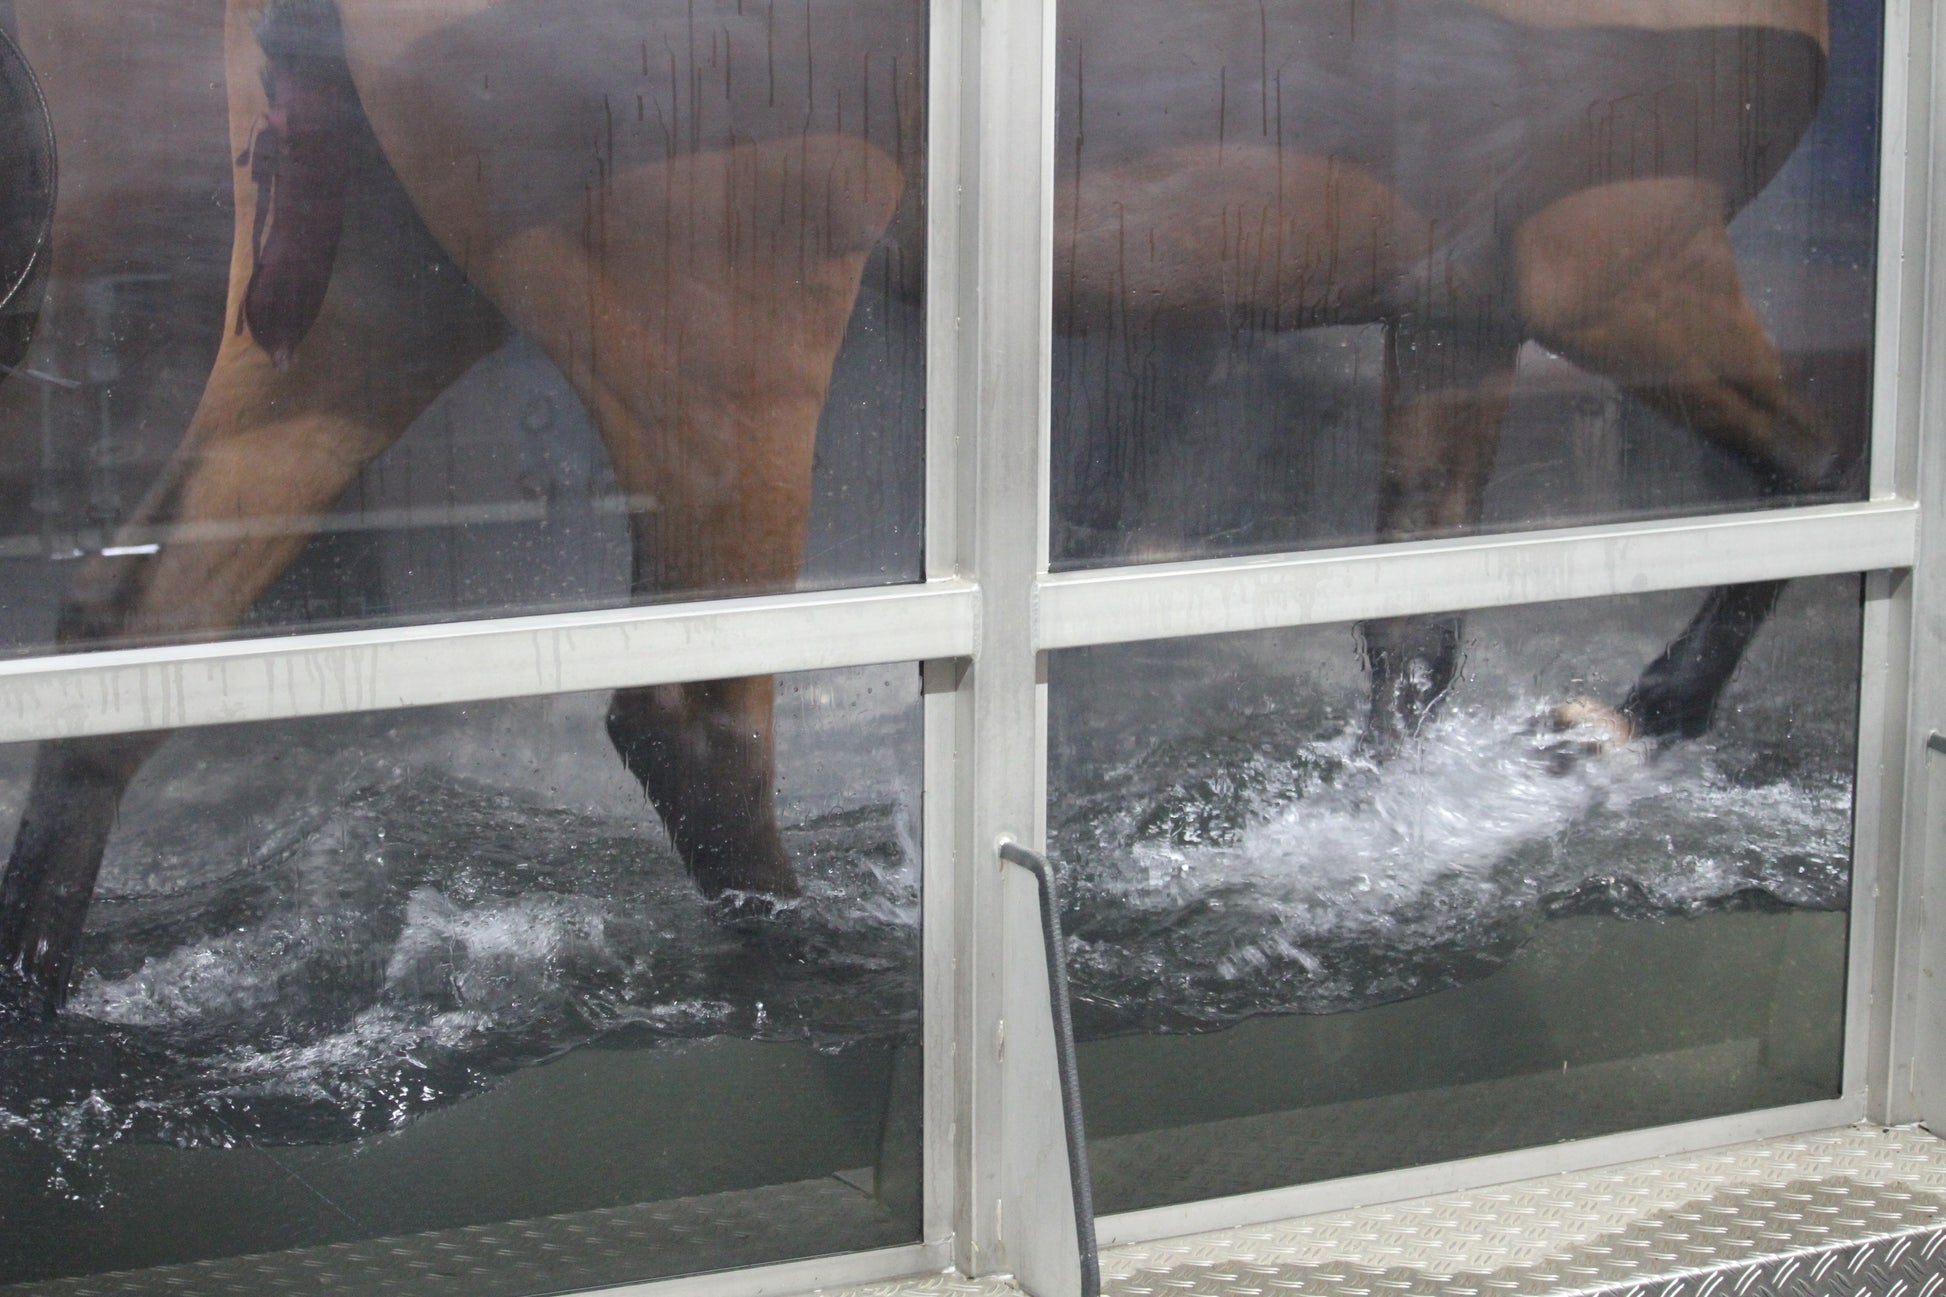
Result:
[0, 20, 55, 367]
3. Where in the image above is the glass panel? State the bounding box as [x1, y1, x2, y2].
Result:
[0, 664, 922, 1290]
[1049, 577, 1860, 1213]
[0, 1, 925, 656]
[1052, 2, 1879, 568]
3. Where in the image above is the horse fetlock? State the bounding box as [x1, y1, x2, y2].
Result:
[0, 924, 77, 1018]
[606, 690, 799, 901]
[1619, 678, 1718, 743]
[1621, 580, 1784, 744]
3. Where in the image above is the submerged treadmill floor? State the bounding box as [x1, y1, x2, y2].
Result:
[11, 1126, 1945, 1295]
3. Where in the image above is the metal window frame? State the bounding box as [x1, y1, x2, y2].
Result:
[4, 0, 1938, 1295]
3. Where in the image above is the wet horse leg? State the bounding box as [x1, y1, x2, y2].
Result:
[1513, 176, 1848, 742]
[0, 380, 444, 1012]
[1360, 317, 1521, 753]
[464, 136, 906, 902]
[0, 4, 502, 1012]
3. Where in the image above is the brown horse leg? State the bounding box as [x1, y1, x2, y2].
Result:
[0, 734, 160, 1015]
[0, 386, 412, 1012]
[0, 339, 497, 1014]
[1514, 176, 1846, 742]
[1360, 318, 1520, 754]
[0, 5, 503, 1012]
[465, 136, 905, 903]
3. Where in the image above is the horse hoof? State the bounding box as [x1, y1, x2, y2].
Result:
[1530, 697, 1639, 773]
[1549, 698, 1636, 744]
[0, 965, 57, 1021]
[707, 888, 799, 932]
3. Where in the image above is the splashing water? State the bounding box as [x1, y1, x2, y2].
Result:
[0, 691, 1849, 1167]
[3, 773, 921, 1169]
[1053, 696, 1851, 1032]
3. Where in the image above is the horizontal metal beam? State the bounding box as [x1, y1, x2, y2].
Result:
[0, 579, 980, 742]
[1036, 500, 1921, 652]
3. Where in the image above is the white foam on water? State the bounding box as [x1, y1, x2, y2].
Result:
[1099, 705, 1643, 925]
[382, 885, 613, 1014]
[1064, 696, 1851, 1021]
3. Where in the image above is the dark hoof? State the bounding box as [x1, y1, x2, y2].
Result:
[0, 963, 60, 1022]
[707, 888, 801, 932]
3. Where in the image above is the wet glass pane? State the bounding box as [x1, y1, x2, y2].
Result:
[0, 665, 922, 1290]
[1052, 2, 1879, 567]
[0, 1, 925, 656]
[1049, 577, 1860, 1212]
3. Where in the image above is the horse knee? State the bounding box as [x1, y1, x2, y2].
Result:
[1757, 393, 1853, 497]
[606, 683, 798, 901]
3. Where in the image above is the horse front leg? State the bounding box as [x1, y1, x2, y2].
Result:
[0, 735, 161, 1014]
[0, 359, 484, 1012]
[1359, 317, 1520, 756]
[1514, 177, 1854, 746]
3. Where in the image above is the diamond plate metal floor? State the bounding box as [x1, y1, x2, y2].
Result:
[1087, 1125, 1946, 1297]
[826, 1126, 1946, 1297]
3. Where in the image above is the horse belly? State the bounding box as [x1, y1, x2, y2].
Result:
[1058, 0, 1828, 337]
[1055, 146, 1433, 335]
[336, 0, 923, 272]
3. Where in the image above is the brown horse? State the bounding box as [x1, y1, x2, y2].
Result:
[0, 0, 1845, 1012]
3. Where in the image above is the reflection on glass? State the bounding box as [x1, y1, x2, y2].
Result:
[0, 666, 922, 1290]
[1051, 1, 1879, 567]
[1049, 578, 1860, 1212]
[0, 1, 925, 656]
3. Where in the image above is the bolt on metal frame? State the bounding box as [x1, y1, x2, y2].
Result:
[0, 1, 1938, 1296]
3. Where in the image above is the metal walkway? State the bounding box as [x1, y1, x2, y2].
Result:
[831, 1126, 1946, 1297]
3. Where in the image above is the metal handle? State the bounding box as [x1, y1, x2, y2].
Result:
[999, 840, 1099, 1297]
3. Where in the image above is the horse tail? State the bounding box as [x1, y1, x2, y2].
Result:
[235, 0, 353, 369]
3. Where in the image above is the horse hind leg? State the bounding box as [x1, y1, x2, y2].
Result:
[470, 134, 905, 907]
[0, 6, 504, 1013]
[1359, 316, 1521, 756]
[1513, 176, 1848, 744]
